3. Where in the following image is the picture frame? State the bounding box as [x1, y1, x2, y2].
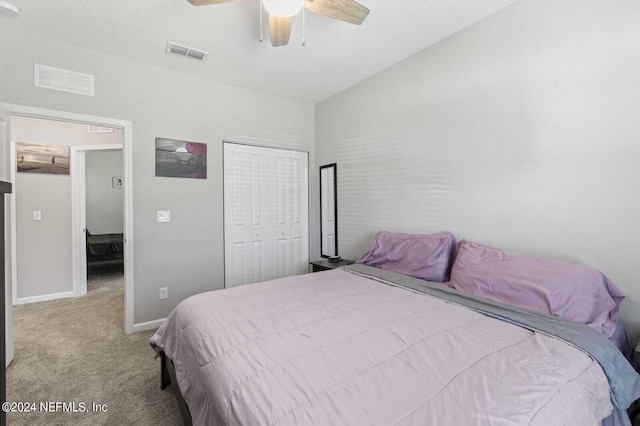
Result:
[112, 177, 123, 188]
[16, 142, 71, 175]
[155, 138, 207, 179]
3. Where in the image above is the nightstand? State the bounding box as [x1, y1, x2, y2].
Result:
[310, 259, 354, 272]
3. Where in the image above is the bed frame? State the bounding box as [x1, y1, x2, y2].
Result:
[86, 231, 124, 270]
[153, 345, 193, 426]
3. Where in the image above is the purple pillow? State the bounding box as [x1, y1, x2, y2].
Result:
[356, 231, 455, 282]
[450, 241, 624, 338]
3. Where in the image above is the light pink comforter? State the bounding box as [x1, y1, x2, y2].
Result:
[150, 269, 613, 426]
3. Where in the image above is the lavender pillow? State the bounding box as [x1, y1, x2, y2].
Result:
[450, 241, 624, 338]
[356, 231, 455, 282]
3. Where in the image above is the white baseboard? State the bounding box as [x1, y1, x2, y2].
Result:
[130, 317, 166, 333]
[16, 291, 75, 305]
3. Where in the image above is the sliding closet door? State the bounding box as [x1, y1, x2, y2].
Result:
[223, 143, 308, 288]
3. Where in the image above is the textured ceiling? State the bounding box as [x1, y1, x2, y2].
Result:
[2, 0, 518, 104]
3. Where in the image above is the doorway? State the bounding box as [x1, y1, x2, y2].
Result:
[223, 142, 309, 288]
[74, 147, 125, 296]
[1, 102, 135, 361]
[10, 116, 124, 306]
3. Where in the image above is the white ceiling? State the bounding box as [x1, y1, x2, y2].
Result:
[3, 0, 518, 104]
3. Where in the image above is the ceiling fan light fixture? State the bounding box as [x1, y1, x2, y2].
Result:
[262, 0, 304, 18]
[0, 0, 20, 17]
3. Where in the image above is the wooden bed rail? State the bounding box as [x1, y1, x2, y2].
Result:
[150, 344, 193, 426]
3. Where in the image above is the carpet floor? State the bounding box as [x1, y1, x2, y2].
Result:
[6, 275, 183, 425]
[87, 265, 125, 294]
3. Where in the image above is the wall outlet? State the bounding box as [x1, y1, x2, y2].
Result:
[159, 287, 168, 300]
[33, 211, 42, 221]
[157, 211, 170, 223]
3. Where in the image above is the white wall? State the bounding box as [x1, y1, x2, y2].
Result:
[12, 117, 123, 300]
[85, 150, 123, 235]
[0, 28, 316, 325]
[316, 0, 640, 342]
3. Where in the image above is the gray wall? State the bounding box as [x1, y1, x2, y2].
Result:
[316, 0, 640, 343]
[16, 173, 72, 299]
[85, 150, 123, 235]
[12, 117, 123, 300]
[0, 28, 316, 324]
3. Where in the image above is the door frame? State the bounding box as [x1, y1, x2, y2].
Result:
[0, 107, 13, 369]
[222, 140, 310, 288]
[2, 103, 137, 334]
[71, 145, 123, 298]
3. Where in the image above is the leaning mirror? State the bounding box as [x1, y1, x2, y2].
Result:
[320, 163, 338, 257]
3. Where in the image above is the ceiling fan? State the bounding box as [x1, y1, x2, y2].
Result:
[187, 0, 370, 47]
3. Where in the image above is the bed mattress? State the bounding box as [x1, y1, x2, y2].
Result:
[151, 268, 615, 426]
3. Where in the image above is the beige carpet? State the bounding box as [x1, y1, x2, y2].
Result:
[86, 267, 125, 294]
[6, 280, 183, 425]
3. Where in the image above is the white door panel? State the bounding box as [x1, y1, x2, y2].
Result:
[290, 150, 309, 276]
[224, 143, 308, 288]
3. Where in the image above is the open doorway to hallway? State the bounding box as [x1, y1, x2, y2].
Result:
[10, 116, 124, 305]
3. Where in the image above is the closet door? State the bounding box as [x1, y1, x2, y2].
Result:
[223, 143, 308, 288]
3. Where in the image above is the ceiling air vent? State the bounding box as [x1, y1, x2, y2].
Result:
[166, 42, 208, 61]
[34, 64, 95, 97]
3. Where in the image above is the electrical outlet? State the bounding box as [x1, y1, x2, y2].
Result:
[157, 210, 171, 223]
[159, 287, 168, 300]
[33, 211, 42, 221]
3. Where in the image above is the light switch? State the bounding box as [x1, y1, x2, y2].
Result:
[157, 210, 170, 223]
[33, 211, 42, 221]
[159, 287, 168, 300]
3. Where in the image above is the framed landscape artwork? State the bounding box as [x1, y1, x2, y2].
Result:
[155, 138, 207, 179]
[17, 142, 70, 175]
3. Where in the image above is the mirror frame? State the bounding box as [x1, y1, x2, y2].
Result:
[319, 163, 338, 258]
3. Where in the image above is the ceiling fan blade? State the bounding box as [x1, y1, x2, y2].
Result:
[304, 0, 369, 25]
[186, 0, 238, 5]
[269, 15, 293, 47]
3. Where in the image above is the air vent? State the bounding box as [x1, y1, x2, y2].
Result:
[88, 125, 114, 134]
[34, 64, 95, 97]
[165, 42, 208, 61]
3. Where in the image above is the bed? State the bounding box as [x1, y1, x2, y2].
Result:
[150, 232, 640, 426]
[86, 230, 124, 268]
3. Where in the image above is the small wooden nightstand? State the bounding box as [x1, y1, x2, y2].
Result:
[310, 259, 354, 272]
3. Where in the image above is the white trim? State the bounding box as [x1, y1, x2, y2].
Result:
[9, 141, 17, 306]
[1, 103, 136, 334]
[122, 120, 134, 334]
[70, 148, 87, 298]
[131, 317, 166, 333]
[74, 144, 123, 151]
[17, 291, 75, 305]
[222, 139, 310, 154]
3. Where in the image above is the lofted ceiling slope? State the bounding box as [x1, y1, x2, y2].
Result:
[3, 0, 518, 104]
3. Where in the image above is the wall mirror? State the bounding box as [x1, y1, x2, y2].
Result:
[320, 163, 338, 257]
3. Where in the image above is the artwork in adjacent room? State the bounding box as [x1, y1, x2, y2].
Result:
[16, 142, 70, 175]
[112, 177, 123, 188]
[155, 138, 207, 179]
